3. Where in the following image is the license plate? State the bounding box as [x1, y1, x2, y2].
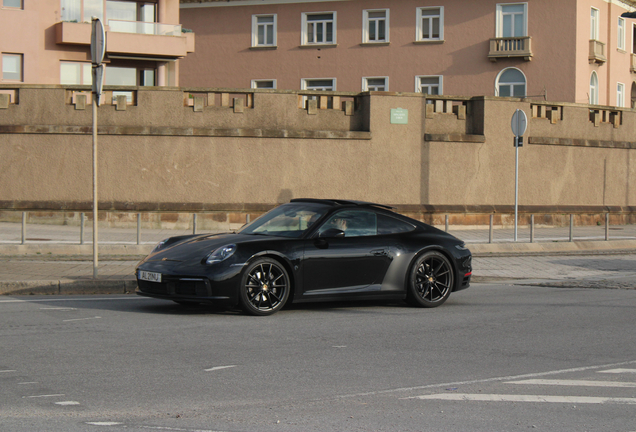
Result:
[138, 270, 162, 283]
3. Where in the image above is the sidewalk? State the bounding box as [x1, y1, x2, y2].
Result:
[1, 222, 635, 296]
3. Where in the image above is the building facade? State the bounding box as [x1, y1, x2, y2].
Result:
[179, 0, 636, 107]
[0, 0, 194, 89]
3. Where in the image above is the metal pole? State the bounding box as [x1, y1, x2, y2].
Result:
[445, 215, 449, 232]
[605, 212, 609, 241]
[137, 213, 141, 245]
[92, 94, 98, 278]
[80, 212, 85, 245]
[569, 214, 574, 242]
[514, 136, 519, 242]
[193, 213, 197, 235]
[489, 214, 493, 244]
[21, 212, 26, 245]
[530, 214, 535, 243]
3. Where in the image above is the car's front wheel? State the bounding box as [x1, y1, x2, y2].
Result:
[239, 258, 290, 316]
[407, 250, 454, 308]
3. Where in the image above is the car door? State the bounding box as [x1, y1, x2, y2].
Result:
[301, 210, 393, 296]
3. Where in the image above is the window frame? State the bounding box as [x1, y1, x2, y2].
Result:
[301, 77, 336, 92]
[362, 76, 389, 92]
[251, 79, 277, 89]
[252, 14, 277, 48]
[618, 17, 626, 51]
[496, 3, 528, 38]
[301, 11, 337, 45]
[415, 75, 443, 95]
[495, 67, 527, 97]
[60, 61, 92, 85]
[617, 82, 625, 107]
[362, 9, 389, 43]
[1, 53, 23, 82]
[416, 6, 444, 42]
[591, 7, 599, 41]
[590, 71, 599, 105]
[2, 0, 23, 9]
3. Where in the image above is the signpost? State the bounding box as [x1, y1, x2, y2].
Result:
[91, 17, 105, 278]
[511, 109, 527, 242]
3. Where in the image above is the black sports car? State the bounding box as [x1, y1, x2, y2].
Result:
[136, 199, 472, 316]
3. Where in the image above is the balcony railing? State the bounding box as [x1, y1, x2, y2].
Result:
[488, 36, 532, 61]
[589, 39, 606, 64]
[108, 20, 182, 36]
[631, 53, 636, 73]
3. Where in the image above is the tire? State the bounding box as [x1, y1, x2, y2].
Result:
[239, 258, 290, 316]
[406, 250, 454, 308]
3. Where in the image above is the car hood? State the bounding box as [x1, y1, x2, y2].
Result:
[142, 232, 274, 264]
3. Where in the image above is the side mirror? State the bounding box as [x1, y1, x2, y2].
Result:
[319, 228, 345, 238]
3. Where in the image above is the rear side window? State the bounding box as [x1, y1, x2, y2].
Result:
[377, 213, 415, 235]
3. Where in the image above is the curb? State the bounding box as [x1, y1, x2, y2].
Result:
[0, 279, 137, 296]
[0, 244, 154, 256]
[469, 239, 636, 254]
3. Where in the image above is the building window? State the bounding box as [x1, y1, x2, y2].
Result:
[61, 0, 104, 23]
[3, 0, 22, 8]
[617, 82, 625, 107]
[416, 75, 442, 95]
[363, 77, 388, 91]
[496, 3, 527, 37]
[251, 79, 276, 89]
[618, 17, 625, 50]
[591, 7, 599, 40]
[363, 9, 388, 43]
[2, 53, 22, 81]
[252, 14, 277, 47]
[60, 62, 92, 85]
[302, 12, 336, 45]
[416, 7, 443, 41]
[590, 71, 599, 104]
[302, 78, 335, 92]
[496, 68, 526, 97]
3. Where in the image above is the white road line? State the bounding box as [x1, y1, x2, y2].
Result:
[599, 369, 636, 374]
[18, 382, 38, 385]
[40, 307, 77, 310]
[86, 422, 124, 426]
[23, 394, 65, 398]
[0, 297, 149, 303]
[0, 370, 16, 373]
[506, 379, 636, 388]
[329, 359, 636, 399]
[63, 316, 101, 322]
[407, 393, 636, 404]
[204, 365, 236, 372]
[55, 401, 80, 406]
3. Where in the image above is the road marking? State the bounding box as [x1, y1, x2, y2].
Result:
[332, 346, 347, 348]
[506, 379, 636, 388]
[329, 359, 636, 399]
[55, 401, 80, 406]
[599, 369, 636, 374]
[0, 370, 16, 373]
[407, 393, 636, 404]
[205, 365, 236, 372]
[86, 422, 124, 426]
[41, 307, 77, 310]
[0, 297, 149, 303]
[18, 382, 38, 385]
[23, 394, 65, 398]
[63, 316, 102, 322]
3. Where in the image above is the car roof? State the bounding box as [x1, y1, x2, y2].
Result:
[289, 198, 394, 210]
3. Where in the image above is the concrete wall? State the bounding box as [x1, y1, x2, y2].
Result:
[0, 84, 635, 225]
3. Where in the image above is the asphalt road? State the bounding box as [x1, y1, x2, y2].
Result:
[1, 278, 635, 432]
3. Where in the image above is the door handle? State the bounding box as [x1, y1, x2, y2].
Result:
[371, 248, 388, 256]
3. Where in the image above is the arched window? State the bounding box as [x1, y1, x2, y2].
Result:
[590, 71, 599, 105]
[496, 68, 526, 97]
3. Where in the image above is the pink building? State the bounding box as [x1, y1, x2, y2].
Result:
[0, 0, 194, 88]
[179, 0, 636, 106]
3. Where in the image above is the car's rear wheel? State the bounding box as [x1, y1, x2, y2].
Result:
[407, 250, 454, 308]
[239, 258, 290, 316]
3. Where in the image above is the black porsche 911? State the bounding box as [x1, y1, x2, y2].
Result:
[136, 199, 472, 316]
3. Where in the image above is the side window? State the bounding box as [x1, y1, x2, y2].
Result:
[252, 14, 277, 47]
[377, 214, 416, 235]
[318, 210, 377, 237]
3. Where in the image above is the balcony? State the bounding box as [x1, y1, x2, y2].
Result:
[55, 21, 194, 58]
[488, 37, 532, 62]
[631, 53, 636, 73]
[589, 39, 606, 64]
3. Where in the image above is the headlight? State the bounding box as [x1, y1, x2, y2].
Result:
[151, 238, 170, 253]
[455, 243, 469, 251]
[205, 244, 237, 265]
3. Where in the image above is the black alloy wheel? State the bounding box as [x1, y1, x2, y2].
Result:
[239, 258, 290, 316]
[407, 250, 454, 308]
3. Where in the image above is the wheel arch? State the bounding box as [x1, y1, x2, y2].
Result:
[405, 245, 457, 291]
[246, 251, 297, 301]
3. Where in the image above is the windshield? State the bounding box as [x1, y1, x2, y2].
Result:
[238, 203, 329, 238]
